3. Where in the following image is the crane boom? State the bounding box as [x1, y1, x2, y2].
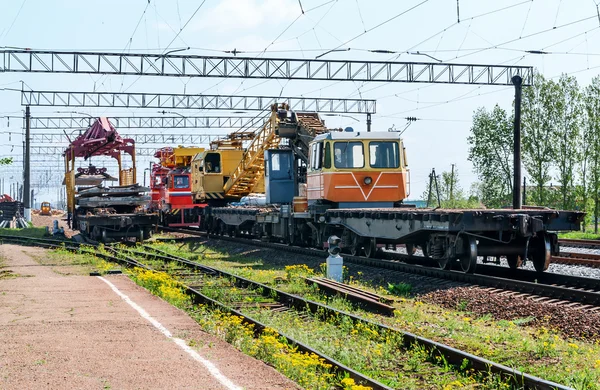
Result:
[223, 105, 282, 197]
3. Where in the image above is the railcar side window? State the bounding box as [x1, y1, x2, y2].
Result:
[333, 142, 364, 169]
[310, 142, 324, 170]
[369, 141, 400, 168]
[205, 153, 221, 173]
[323, 142, 332, 169]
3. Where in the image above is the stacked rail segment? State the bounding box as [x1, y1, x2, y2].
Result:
[64, 117, 158, 242]
[75, 184, 155, 241]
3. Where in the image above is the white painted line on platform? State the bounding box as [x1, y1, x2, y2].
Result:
[98, 276, 242, 390]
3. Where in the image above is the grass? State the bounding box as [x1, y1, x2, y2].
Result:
[559, 231, 600, 240]
[143, 240, 600, 389]
[31, 245, 116, 275]
[0, 227, 49, 239]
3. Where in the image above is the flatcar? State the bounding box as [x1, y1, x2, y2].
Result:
[204, 128, 584, 273]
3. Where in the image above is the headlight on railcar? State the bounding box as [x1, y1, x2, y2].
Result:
[364, 176, 373, 185]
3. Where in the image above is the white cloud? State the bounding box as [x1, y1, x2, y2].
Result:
[194, 0, 298, 33]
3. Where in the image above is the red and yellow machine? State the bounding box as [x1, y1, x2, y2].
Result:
[152, 146, 204, 227]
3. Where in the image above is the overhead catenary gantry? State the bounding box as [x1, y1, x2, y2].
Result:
[25, 115, 263, 130]
[20, 90, 376, 114]
[30, 133, 228, 144]
[30, 145, 161, 156]
[1, 49, 534, 86]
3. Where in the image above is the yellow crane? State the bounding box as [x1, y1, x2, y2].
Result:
[222, 104, 285, 197]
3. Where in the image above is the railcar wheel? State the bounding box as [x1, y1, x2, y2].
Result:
[437, 257, 452, 270]
[532, 235, 551, 272]
[507, 255, 523, 270]
[349, 233, 362, 256]
[459, 236, 478, 273]
[364, 238, 377, 258]
[406, 244, 416, 256]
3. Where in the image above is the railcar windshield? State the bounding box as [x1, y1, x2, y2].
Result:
[173, 175, 189, 189]
[204, 153, 221, 173]
[369, 141, 400, 168]
[334, 142, 364, 169]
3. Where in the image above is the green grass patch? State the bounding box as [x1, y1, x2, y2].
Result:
[30, 245, 116, 275]
[559, 231, 600, 240]
[0, 227, 48, 239]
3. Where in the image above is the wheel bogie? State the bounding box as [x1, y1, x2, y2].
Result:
[204, 207, 560, 275]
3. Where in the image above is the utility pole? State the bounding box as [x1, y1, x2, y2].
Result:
[24, 106, 31, 221]
[426, 171, 433, 208]
[523, 177, 527, 206]
[434, 170, 441, 208]
[512, 75, 523, 209]
[450, 164, 455, 202]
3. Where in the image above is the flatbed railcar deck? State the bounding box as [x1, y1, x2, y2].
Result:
[327, 207, 582, 241]
[208, 205, 584, 274]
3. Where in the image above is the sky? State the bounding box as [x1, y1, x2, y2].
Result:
[1, 0, 600, 206]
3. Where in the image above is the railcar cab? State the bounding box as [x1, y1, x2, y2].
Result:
[306, 131, 409, 208]
[164, 168, 192, 208]
[191, 149, 244, 202]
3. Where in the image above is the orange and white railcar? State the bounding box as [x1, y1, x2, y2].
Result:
[306, 131, 409, 207]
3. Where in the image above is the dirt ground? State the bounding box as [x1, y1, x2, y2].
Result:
[0, 244, 300, 390]
[30, 212, 78, 238]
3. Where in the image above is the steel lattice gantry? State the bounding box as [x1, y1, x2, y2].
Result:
[1, 50, 534, 86]
[21, 90, 376, 114]
[27, 116, 263, 130]
[30, 133, 228, 144]
[31, 146, 159, 156]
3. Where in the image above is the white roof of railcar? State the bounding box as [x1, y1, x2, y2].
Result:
[312, 131, 403, 142]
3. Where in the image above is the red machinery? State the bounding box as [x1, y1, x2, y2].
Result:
[152, 146, 204, 227]
[0, 194, 14, 202]
[149, 147, 171, 211]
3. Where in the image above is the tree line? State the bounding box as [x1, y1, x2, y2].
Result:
[466, 72, 600, 231]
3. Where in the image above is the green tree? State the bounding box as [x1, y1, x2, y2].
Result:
[422, 167, 481, 209]
[554, 74, 582, 210]
[584, 76, 600, 232]
[0, 157, 12, 165]
[467, 105, 513, 208]
[521, 73, 556, 205]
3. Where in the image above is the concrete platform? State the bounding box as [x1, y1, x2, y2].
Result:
[0, 244, 299, 390]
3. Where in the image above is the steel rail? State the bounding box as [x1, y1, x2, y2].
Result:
[0, 234, 149, 269]
[558, 238, 600, 249]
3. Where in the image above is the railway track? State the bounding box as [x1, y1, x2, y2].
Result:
[0, 233, 570, 389]
[158, 227, 600, 312]
[559, 238, 600, 249]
